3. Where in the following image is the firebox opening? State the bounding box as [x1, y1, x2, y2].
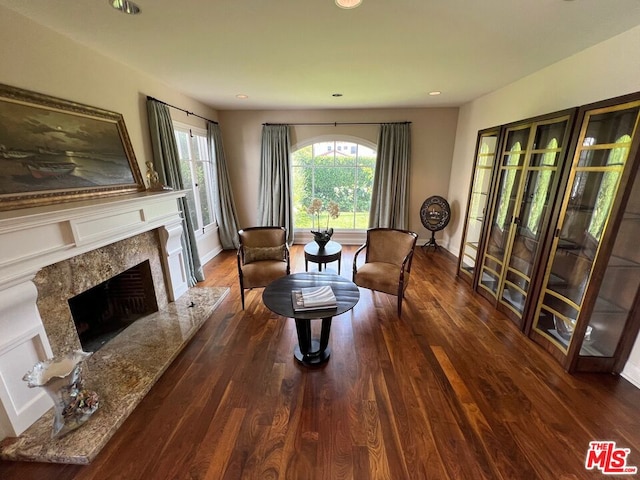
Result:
[68, 260, 159, 352]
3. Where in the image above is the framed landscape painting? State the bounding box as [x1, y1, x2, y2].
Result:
[0, 83, 145, 211]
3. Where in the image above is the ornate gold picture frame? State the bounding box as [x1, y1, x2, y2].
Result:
[0, 83, 144, 211]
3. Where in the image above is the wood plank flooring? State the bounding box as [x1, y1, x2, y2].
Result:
[1, 245, 639, 479]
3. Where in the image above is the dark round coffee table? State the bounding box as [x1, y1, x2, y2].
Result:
[262, 272, 359, 367]
[304, 240, 342, 273]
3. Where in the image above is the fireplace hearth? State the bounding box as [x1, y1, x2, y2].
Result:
[0, 285, 229, 464]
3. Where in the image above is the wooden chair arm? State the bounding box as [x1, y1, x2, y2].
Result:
[352, 242, 367, 279]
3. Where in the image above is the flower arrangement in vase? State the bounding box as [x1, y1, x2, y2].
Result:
[307, 198, 340, 249]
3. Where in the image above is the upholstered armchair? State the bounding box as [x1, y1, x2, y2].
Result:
[352, 228, 418, 316]
[237, 226, 290, 309]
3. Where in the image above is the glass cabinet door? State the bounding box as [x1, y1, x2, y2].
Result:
[478, 125, 530, 300]
[532, 101, 640, 367]
[458, 128, 499, 284]
[498, 117, 572, 319]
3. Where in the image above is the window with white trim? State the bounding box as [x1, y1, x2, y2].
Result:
[174, 123, 216, 235]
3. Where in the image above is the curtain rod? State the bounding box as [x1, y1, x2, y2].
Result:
[147, 96, 218, 125]
[263, 121, 411, 126]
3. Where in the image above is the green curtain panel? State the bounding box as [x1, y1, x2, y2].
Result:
[146, 99, 204, 286]
[258, 125, 294, 244]
[369, 123, 411, 229]
[207, 121, 240, 249]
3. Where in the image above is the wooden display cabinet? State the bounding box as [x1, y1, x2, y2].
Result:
[530, 94, 640, 372]
[457, 127, 500, 287]
[476, 110, 576, 328]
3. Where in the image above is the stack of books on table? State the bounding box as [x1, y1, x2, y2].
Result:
[292, 285, 337, 311]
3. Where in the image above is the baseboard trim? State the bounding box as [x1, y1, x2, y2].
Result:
[621, 362, 640, 390]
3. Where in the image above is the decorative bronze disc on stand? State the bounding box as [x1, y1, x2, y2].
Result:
[419, 195, 450, 250]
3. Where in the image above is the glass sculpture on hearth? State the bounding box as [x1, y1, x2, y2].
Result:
[23, 350, 99, 438]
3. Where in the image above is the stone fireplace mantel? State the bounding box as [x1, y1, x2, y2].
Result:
[0, 191, 189, 440]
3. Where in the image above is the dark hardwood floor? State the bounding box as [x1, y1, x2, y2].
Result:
[1, 245, 639, 479]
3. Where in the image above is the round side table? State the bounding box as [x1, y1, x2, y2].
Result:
[304, 240, 342, 273]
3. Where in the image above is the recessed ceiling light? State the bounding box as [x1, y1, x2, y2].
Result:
[110, 0, 141, 14]
[332, 93, 343, 97]
[335, 0, 362, 9]
[428, 91, 442, 96]
[236, 94, 248, 99]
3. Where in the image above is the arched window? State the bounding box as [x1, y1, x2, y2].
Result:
[587, 134, 631, 239]
[292, 140, 376, 230]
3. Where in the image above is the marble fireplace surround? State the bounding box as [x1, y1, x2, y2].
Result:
[0, 191, 228, 463]
[35, 230, 171, 358]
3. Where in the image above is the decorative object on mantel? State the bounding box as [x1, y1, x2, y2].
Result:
[306, 198, 340, 249]
[145, 160, 172, 192]
[23, 350, 99, 439]
[0, 82, 145, 211]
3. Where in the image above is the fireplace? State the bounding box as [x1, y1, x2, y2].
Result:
[68, 260, 159, 353]
[0, 191, 232, 463]
[0, 191, 190, 440]
[32, 229, 170, 358]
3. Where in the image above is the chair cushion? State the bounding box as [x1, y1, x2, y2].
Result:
[243, 244, 286, 264]
[366, 230, 416, 265]
[354, 262, 409, 296]
[241, 260, 288, 288]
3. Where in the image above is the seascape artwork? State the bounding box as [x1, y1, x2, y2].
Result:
[0, 101, 135, 195]
[0, 83, 143, 210]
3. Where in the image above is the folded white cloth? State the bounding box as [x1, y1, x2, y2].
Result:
[301, 285, 336, 307]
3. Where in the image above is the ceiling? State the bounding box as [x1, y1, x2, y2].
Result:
[2, 0, 640, 110]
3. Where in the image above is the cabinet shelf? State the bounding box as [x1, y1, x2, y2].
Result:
[593, 296, 628, 315]
[579, 341, 607, 357]
[515, 227, 540, 241]
[607, 255, 640, 268]
[553, 248, 595, 262]
[460, 264, 474, 274]
[546, 273, 569, 289]
[565, 205, 594, 213]
[546, 284, 583, 300]
[501, 286, 526, 311]
[557, 239, 580, 250]
[536, 312, 606, 357]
